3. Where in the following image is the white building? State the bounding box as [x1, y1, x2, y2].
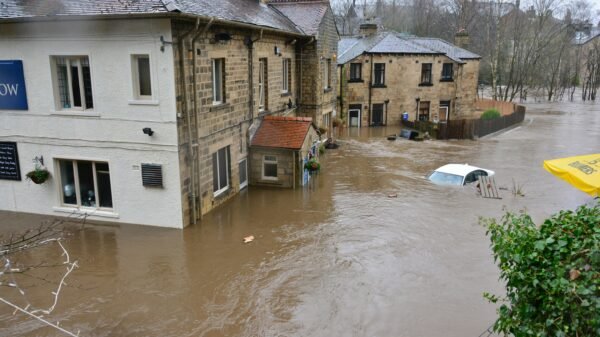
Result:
[1, 18, 183, 227]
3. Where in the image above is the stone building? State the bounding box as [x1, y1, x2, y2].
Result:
[337, 25, 480, 127]
[0, 0, 337, 228]
[250, 116, 319, 188]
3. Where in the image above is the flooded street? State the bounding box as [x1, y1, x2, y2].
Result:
[1, 100, 598, 337]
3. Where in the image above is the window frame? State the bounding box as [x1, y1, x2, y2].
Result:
[56, 159, 113, 210]
[131, 54, 153, 100]
[323, 58, 332, 90]
[259, 58, 268, 112]
[51, 55, 94, 111]
[373, 63, 385, 86]
[418, 101, 430, 121]
[262, 155, 278, 181]
[212, 146, 230, 197]
[282, 58, 291, 93]
[349, 63, 362, 81]
[441, 63, 453, 81]
[420, 63, 433, 85]
[212, 58, 225, 105]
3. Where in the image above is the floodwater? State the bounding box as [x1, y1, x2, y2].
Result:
[1, 100, 598, 337]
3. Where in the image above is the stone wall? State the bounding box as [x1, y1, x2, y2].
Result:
[297, 7, 338, 136]
[339, 54, 480, 127]
[172, 20, 303, 226]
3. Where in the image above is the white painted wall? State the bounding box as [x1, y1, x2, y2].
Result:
[0, 18, 184, 228]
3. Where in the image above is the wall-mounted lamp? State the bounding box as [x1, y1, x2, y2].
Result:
[143, 128, 154, 136]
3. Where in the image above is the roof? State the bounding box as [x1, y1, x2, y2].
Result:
[0, 0, 310, 34]
[572, 27, 600, 45]
[434, 164, 494, 177]
[251, 116, 314, 150]
[270, 1, 329, 36]
[337, 31, 481, 64]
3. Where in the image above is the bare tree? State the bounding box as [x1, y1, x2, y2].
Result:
[1, 215, 86, 336]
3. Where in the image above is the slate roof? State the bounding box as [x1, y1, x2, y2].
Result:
[251, 116, 314, 150]
[270, 1, 329, 36]
[338, 31, 481, 65]
[0, 0, 303, 34]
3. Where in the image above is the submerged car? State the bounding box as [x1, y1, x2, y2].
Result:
[428, 164, 495, 186]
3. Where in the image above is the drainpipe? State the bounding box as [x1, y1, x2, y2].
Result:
[368, 54, 373, 126]
[178, 18, 199, 224]
[339, 64, 344, 122]
[190, 17, 214, 222]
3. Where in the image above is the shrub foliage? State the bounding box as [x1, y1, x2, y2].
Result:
[481, 108, 501, 120]
[482, 204, 599, 336]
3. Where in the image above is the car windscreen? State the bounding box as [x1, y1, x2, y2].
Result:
[428, 171, 464, 185]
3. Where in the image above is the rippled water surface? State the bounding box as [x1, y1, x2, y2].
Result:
[1, 100, 598, 336]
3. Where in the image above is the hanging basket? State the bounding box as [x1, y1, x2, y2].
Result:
[26, 168, 50, 184]
[304, 159, 321, 173]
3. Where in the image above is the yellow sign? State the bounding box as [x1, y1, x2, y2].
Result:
[543, 154, 600, 197]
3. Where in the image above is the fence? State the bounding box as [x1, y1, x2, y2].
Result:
[401, 107, 526, 140]
[474, 99, 517, 116]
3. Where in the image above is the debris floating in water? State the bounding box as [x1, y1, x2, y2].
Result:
[243, 235, 255, 243]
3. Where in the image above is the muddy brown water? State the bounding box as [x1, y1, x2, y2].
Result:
[1, 100, 598, 337]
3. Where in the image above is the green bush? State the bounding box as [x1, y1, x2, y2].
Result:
[481, 108, 501, 120]
[481, 204, 600, 336]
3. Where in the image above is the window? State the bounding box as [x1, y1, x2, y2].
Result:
[132, 55, 152, 99]
[259, 58, 268, 111]
[441, 63, 453, 81]
[262, 155, 278, 180]
[58, 159, 112, 209]
[350, 63, 362, 81]
[418, 101, 430, 121]
[239, 159, 248, 189]
[323, 59, 331, 90]
[282, 58, 291, 93]
[212, 146, 230, 196]
[212, 58, 225, 104]
[373, 63, 385, 86]
[52, 56, 93, 110]
[420, 63, 432, 84]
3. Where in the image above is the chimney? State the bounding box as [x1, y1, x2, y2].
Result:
[454, 29, 469, 49]
[359, 23, 378, 36]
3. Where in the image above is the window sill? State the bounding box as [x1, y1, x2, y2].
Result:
[50, 110, 100, 117]
[210, 102, 230, 112]
[323, 87, 333, 93]
[348, 79, 364, 83]
[418, 83, 434, 87]
[129, 99, 159, 106]
[280, 92, 292, 97]
[53, 206, 119, 219]
[371, 84, 387, 88]
[439, 79, 454, 82]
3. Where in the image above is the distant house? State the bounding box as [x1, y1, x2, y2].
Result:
[337, 24, 480, 127]
[0, 0, 338, 228]
[250, 116, 319, 188]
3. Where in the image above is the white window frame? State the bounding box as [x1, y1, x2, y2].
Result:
[262, 155, 278, 180]
[282, 58, 290, 93]
[131, 54, 153, 100]
[239, 158, 248, 189]
[213, 147, 230, 196]
[259, 58, 266, 111]
[51, 56, 93, 111]
[56, 159, 113, 210]
[212, 58, 225, 105]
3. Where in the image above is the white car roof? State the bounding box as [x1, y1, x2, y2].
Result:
[434, 164, 493, 176]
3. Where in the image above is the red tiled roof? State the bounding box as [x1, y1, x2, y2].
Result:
[251, 116, 314, 150]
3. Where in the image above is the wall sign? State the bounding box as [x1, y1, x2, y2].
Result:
[0, 142, 21, 181]
[0, 60, 28, 110]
